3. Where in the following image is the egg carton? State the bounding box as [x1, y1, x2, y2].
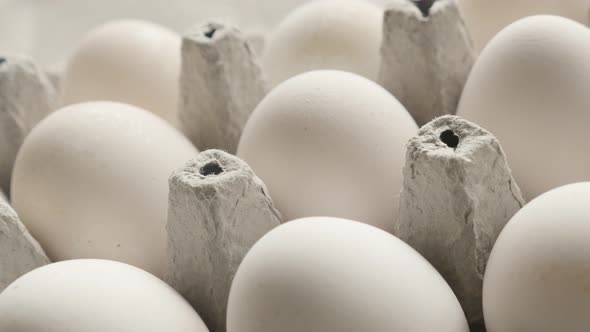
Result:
[2, 0, 586, 331]
[0, 1, 502, 331]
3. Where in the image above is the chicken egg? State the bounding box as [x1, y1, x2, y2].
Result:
[483, 182, 590, 332]
[457, 15, 590, 200]
[262, 0, 383, 86]
[227, 217, 469, 332]
[11, 101, 197, 277]
[237, 70, 417, 231]
[0, 259, 209, 332]
[60, 19, 180, 124]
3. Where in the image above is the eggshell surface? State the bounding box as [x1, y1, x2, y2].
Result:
[458, 0, 590, 51]
[227, 217, 469, 332]
[237, 70, 417, 231]
[0, 259, 209, 332]
[10, 101, 198, 277]
[262, 0, 383, 86]
[60, 19, 181, 124]
[483, 182, 590, 332]
[457, 15, 590, 200]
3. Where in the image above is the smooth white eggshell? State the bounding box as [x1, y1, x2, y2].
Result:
[457, 15, 590, 200]
[60, 19, 180, 124]
[0, 259, 209, 332]
[483, 182, 590, 332]
[458, 0, 590, 51]
[262, 0, 383, 86]
[237, 70, 417, 231]
[227, 217, 469, 332]
[11, 101, 198, 277]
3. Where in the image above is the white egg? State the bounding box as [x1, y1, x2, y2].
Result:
[262, 0, 383, 86]
[60, 19, 180, 124]
[483, 182, 590, 332]
[0, 259, 209, 332]
[237, 70, 417, 231]
[227, 217, 469, 332]
[458, 0, 590, 51]
[11, 101, 197, 277]
[457, 15, 590, 200]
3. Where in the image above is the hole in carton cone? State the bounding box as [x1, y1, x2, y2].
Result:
[200, 161, 224, 176]
[204, 27, 217, 39]
[440, 129, 459, 148]
[412, 0, 436, 17]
